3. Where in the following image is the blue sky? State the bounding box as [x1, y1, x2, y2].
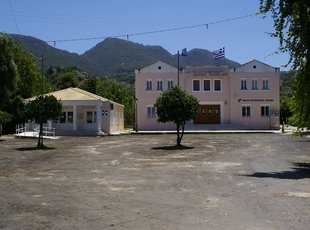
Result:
[1, 0, 290, 70]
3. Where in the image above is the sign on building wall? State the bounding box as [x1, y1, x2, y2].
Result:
[102, 109, 109, 116]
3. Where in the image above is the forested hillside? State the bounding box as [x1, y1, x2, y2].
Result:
[11, 34, 240, 77]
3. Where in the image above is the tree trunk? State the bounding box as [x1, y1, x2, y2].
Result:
[180, 122, 185, 141]
[37, 123, 44, 148]
[176, 122, 186, 149]
[176, 123, 181, 148]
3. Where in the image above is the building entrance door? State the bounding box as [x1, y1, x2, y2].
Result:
[194, 105, 220, 124]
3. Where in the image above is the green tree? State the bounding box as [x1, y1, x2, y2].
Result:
[24, 95, 62, 148]
[1, 35, 51, 134]
[5, 42, 51, 134]
[0, 33, 18, 133]
[260, 0, 310, 129]
[79, 75, 97, 94]
[288, 69, 310, 128]
[155, 86, 199, 148]
[46, 66, 87, 91]
[96, 78, 135, 127]
[2, 96, 25, 134]
[12, 43, 43, 98]
[0, 111, 11, 136]
[280, 71, 295, 124]
[0, 33, 18, 108]
[56, 71, 79, 89]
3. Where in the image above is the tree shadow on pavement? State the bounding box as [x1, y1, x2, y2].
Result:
[16, 146, 55, 151]
[245, 163, 310, 180]
[152, 145, 194, 151]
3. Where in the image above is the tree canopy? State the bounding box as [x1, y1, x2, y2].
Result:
[260, 0, 310, 128]
[0, 33, 18, 108]
[0, 34, 52, 133]
[24, 95, 62, 148]
[155, 86, 199, 148]
[0, 111, 11, 136]
[12, 43, 43, 98]
[96, 78, 135, 127]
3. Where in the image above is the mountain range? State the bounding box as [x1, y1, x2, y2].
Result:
[11, 34, 240, 77]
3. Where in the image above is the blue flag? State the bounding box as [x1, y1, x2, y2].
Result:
[181, 48, 188, 56]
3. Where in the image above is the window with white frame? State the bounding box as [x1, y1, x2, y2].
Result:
[214, 79, 222, 91]
[262, 79, 269, 90]
[167, 80, 173, 89]
[147, 105, 156, 118]
[261, 105, 270, 117]
[86, 111, 97, 123]
[242, 105, 251, 117]
[241, 79, 247, 90]
[203, 79, 211, 91]
[193, 80, 200, 91]
[146, 80, 152, 91]
[157, 80, 163, 91]
[252, 79, 258, 90]
[60, 111, 73, 123]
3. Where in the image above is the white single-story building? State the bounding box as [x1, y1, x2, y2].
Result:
[25, 87, 124, 136]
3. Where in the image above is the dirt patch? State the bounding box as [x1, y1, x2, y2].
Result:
[0, 134, 310, 229]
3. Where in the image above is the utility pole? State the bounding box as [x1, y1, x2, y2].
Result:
[177, 51, 180, 86]
[41, 54, 44, 94]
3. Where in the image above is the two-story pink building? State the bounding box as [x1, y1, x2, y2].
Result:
[135, 59, 280, 131]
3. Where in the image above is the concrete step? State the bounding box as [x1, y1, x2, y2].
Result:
[185, 123, 244, 130]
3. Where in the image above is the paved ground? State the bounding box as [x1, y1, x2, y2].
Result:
[0, 133, 309, 230]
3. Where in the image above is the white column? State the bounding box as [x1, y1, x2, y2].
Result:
[73, 105, 77, 131]
[96, 104, 101, 132]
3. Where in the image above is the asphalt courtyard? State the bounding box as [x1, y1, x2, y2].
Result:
[0, 133, 309, 230]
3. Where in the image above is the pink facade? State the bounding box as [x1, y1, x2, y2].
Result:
[135, 60, 280, 131]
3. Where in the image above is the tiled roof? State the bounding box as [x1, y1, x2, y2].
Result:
[26, 87, 124, 106]
[46, 87, 109, 101]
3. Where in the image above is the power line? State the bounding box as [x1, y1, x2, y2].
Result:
[6, 6, 260, 60]
[8, 0, 21, 35]
[8, 0, 42, 60]
[45, 13, 257, 46]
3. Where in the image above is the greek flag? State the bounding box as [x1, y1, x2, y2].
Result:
[212, 47, 225, 59]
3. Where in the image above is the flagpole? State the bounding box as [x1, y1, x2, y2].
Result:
[177, 50, 180, 86]
[178, 48, 188, 86]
